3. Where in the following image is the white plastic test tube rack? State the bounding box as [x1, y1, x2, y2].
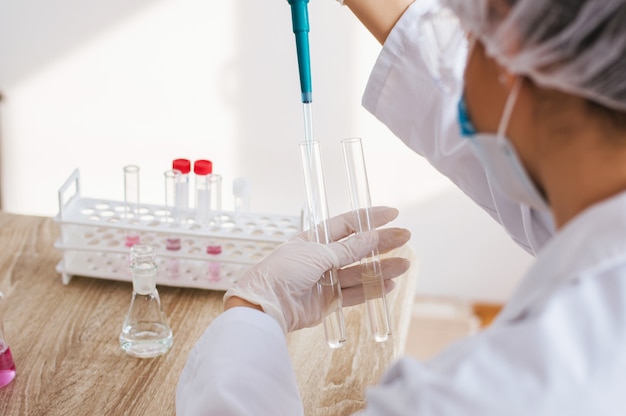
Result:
[54, 169, 302, 290]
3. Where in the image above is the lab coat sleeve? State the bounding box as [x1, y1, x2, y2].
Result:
[176, 307, 304, 416]
[361, 1, 554, 254]
[362, 270, 626, 415]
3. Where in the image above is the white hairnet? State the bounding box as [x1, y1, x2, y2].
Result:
[443, 0, 626, 112]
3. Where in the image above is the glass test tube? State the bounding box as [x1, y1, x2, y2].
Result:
[299, 140, 346, 348]
[194, 160, 213, 226]
[342, 137, 391, 342]
[164, 169, 182, 279]
[172, 159, 191, 220]
[208, 173, 223, 225]
[232, 177, 251, 225]
[206, 173, 223, 279]
[194, 160, 223, 280]
[124, 165, 141, 247]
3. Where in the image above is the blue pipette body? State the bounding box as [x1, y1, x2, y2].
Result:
[287, 0, 312, 103]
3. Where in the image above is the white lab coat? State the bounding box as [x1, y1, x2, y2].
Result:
[176, 2, 626, 415]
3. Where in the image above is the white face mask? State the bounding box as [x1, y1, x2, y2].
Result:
[457, 79, 550, 212]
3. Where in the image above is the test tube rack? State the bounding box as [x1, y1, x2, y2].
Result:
[53, 169, 302, 291]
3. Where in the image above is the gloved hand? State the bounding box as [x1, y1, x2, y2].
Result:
[224, 206, 411, 334]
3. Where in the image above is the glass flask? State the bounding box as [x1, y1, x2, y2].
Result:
[119, 245, 174, 358]
[0, 292, 16, 388]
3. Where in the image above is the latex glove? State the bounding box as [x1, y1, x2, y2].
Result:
[224, 206, 411, 334]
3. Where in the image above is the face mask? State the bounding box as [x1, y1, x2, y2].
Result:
[457, 80, 550, 212]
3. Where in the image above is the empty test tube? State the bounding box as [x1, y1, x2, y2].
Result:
[164, 169, 183, 226]
[233, 177, 251, 225]
[299, 140, 346, 348]
[342, 137, 391, 342]
[208, 173, 223, 225]
[124, 165, 141, 247]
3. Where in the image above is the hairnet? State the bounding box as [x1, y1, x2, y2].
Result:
[443, 0, 626, 112]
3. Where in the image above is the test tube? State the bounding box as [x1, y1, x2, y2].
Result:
[208, 173, 223, 225]
[342, 138, 391, 342]
[194, 160, 213, 226]
[123, 165, 141, 247]
[299, 140, 346, 348]
[232, 177, 251, 225]
[206, 173, 223, 276]
[164, 169, 182, 279]
[172, 159, 191, 220]
[194, 160, 223, 279]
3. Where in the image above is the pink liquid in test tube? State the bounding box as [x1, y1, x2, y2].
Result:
[165, 169, 184, 279]
[0, 345, 16, 388]
[207, 244, 221, 282]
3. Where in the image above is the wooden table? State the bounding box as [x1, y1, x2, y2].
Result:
[0, 213, 418, 415]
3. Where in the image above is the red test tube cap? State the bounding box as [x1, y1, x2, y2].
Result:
[194, 160, 213, 175]
[173, 159, 191, 174]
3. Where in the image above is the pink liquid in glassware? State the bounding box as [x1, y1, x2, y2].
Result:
[125, 234, 141, 248]
[166, 237, 181, 251]
[0, 346, 16, 388]
[206, 244, 222, 282]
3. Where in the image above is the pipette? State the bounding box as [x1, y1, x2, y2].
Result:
[287, 0, 314, 143]
[288, 0, 347, 347]
[287, 0, 312, 105]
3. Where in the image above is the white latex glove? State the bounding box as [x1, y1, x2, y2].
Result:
[224, 206, 411, 334]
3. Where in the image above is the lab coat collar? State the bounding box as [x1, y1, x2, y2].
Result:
[497, 189, 626, 323]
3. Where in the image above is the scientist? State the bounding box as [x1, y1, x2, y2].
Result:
[177, 0, 626, 414]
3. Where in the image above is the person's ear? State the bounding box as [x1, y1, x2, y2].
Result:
[497, 66, 517, 90]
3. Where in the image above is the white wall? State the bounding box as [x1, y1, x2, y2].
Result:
[0, 0, 532, 303]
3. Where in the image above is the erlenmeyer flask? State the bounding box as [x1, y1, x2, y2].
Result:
[119, 245, 173, 358]
[0, 292, 16, 388]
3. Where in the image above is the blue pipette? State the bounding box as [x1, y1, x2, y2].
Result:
[287, 0, 312, 103]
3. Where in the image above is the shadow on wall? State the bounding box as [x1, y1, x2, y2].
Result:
[398, 186, 534, 303]
[0, 0, 161, 86]
[230, 1, 359, 215]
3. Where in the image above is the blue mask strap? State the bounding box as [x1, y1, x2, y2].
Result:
[457, 95, 476, 137]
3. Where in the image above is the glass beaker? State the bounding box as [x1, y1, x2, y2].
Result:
[0, 292, 16, 388]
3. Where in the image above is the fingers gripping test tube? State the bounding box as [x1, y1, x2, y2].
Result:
[299, 140, 346, 348]
[342, 138, 391, 342]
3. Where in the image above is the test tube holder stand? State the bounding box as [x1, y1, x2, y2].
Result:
[53, 169, 302, 291]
